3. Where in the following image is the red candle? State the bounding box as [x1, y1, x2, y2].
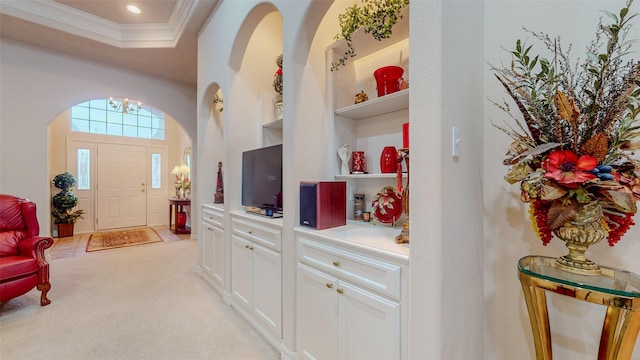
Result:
[402, 122, 409, 148]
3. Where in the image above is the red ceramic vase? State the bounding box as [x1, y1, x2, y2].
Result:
[373, 66, 404, 97]
[176, 211, 187, 229]
[380, 146, 398, 173]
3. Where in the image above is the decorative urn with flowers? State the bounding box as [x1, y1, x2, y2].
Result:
[171, 164, 190, 199]
[492, 0, 640, 275]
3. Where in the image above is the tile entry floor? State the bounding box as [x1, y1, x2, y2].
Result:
[48, 225, 191, 260]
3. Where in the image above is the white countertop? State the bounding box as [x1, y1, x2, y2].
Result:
[294, 220, 410, 264]
[230, 209, 284, 229]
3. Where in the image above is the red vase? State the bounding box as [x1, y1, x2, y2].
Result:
[373, 66, 404, 97]
[380, 146, 397, 173]
[176, 211, 187, 229]
[352, 151, 366, 174]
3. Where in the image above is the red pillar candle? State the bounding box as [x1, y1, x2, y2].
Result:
[402, 122, 409, 148]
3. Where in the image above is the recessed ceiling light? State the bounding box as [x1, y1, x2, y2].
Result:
[126, 5, 141, 14]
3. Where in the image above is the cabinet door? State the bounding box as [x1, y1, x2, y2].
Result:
[211, 224, 225, 288]
[231, 235, 253, 312]
[200, 221, 215, 278]
[338, 280, 401, 360]
[252, 242, 282, 338]
[297, 263, 338, 360]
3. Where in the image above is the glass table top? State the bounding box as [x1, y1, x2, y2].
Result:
[519, 255, 640, 298]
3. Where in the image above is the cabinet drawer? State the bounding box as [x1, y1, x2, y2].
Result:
[202, 207, 224, 228]
[232, 218, 281, 252]
[297, 237, 401, 300]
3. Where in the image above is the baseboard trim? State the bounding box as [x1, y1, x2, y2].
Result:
[231, 303, 284, 356]
[280, 346, 297, 360]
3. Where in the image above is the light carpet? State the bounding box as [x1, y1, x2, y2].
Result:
[86, 227, 163, 252]
[0, 239, 279, 360]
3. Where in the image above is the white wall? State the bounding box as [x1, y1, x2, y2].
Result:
[484, 1, 640, 359]
[0, 39, 197, 235]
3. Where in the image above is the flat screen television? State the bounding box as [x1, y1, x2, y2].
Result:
[241, 144, 283, 213]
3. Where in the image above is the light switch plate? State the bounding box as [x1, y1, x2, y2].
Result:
[452, 127, 461, 158]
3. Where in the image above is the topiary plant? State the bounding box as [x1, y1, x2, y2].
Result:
[51, 172, 85, 224]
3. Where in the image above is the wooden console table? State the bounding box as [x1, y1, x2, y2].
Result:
[518, 255, 640, 359]
[168, 198, 191, 234]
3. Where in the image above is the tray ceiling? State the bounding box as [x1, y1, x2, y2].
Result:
[0, 0, 219, 85]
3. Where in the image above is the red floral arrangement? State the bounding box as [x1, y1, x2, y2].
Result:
[492, 0, 640, 247]
[273, 54, 283, 95]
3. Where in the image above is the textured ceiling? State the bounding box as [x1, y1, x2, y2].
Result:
[0, 0, 219, 85]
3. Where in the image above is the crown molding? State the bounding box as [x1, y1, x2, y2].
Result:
[0, 0, 196, 48]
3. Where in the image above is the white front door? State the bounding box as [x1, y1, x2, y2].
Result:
[97, 143, 147, 230]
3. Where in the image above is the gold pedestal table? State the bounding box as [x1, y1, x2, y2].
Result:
[518, 255, 640, 359]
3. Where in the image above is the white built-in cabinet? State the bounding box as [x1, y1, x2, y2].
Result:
[295, 225, 409, 360]
[199, 204, 225, 295]
[230, 211, 283, 345]
[290, 7, 411, 359]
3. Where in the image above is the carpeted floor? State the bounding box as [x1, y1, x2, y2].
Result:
[0, 239, 279, 360]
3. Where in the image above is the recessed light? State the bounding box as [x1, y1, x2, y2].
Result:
[126, 5, 141, 14]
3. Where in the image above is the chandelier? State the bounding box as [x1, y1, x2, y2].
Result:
[109, 97, 142, 114]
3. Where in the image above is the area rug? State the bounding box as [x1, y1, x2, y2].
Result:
[86, 227, 163, 252]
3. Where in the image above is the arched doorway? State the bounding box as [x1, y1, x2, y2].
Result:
[48, 98, 192, 235]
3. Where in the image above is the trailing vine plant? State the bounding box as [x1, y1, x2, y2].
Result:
[331, 0, 410, 71]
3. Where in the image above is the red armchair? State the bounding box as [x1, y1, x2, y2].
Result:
[0, 194, 54, 306]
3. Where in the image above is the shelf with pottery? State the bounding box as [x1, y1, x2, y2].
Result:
[332, 90, 408, 221]
[328, 9, 409, 111]
[335, 172, 407, 180]
[335, 88, 408, 120]
[327, 9, 409, 223]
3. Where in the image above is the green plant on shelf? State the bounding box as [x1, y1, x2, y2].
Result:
[331, 0, 409, 71]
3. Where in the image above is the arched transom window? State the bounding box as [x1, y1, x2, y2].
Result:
[70, 98, 166, 140]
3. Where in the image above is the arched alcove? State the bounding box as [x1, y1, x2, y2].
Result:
[225, 4, 283, 213]
[198, 84, 225, 203]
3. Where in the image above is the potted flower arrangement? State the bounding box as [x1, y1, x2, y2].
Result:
[331, 0, 409, 71]
[492, 0, 640, 274]
[52, 172, 85, 237]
